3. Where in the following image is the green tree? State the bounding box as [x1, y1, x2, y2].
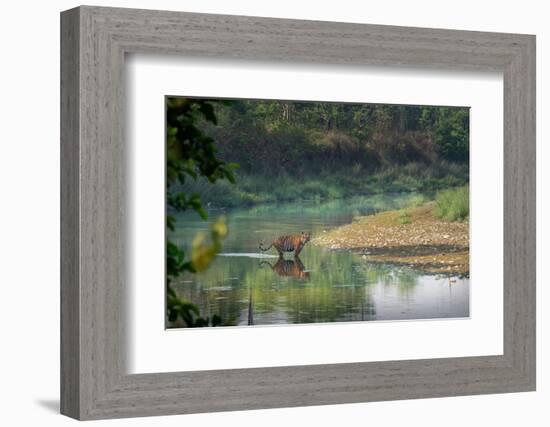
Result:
[433, 107, 470, 162]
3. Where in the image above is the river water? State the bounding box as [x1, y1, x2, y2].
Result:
[170, 193, 469, 327]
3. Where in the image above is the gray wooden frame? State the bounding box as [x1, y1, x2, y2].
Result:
[60, 5, 536, 420]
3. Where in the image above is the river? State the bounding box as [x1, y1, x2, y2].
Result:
[170, 193, 469, 327]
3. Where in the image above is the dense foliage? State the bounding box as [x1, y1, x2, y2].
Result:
[202, 100, 469, 172]
[180, 99, 469, 207]
[166, 98, 237, 327]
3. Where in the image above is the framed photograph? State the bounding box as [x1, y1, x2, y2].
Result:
[60, 5, 536, 420]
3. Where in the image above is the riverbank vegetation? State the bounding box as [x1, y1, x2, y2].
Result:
[434, 185, 469, 221]
[175, 98, 469, 208]
[180, 161, 468, 208]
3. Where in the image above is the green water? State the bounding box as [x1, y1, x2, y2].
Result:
[170, 193, 469, 327]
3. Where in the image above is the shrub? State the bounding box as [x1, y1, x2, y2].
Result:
[397, 209, 412, 224]
[434, 185, 469, 221]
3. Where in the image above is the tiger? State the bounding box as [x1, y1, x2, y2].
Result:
[259, 232, 311, 258]
[259, 257, 310, 280]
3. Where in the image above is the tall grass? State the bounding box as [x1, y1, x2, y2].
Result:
[174, 161, 469, 209]
[433, 185, 469, 221]
[396, 209, 412, 224]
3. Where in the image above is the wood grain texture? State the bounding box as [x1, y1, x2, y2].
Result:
[60, 7, 80, 419]
[60, 5, 536, 420]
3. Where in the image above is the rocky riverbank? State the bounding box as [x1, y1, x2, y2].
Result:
[312, 202, 469, 276]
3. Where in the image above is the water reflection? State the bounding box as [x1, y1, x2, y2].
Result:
[170, 194, 469, 327]
[259, 257, 310, 281]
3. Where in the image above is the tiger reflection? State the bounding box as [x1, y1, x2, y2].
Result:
[259, 257, 310, 281]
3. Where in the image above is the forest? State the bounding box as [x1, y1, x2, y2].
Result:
[178, 98, 469, 207]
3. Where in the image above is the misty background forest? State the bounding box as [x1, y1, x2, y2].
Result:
[178, 99, 469, 207]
